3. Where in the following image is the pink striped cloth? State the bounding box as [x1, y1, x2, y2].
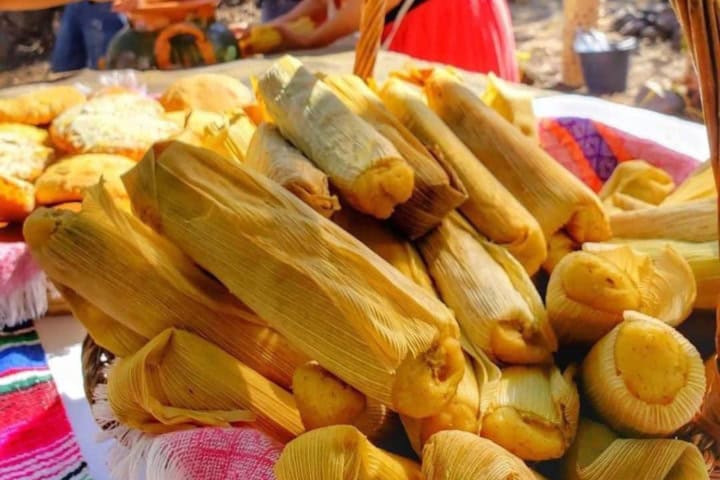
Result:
[0, 242, 48, 328]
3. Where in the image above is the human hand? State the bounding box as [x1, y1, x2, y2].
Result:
[274, 22, 313, 51]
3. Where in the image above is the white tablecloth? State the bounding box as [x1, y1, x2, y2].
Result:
[35, 94, 709, 480]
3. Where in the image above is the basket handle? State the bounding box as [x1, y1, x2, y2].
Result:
[353, 0, 387, 79]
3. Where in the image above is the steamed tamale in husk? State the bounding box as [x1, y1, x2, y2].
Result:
[378, 77, 547, 274]
[582, 311, 706, 436]
[291, 361, 398, 442]
[603, 192, 656, 214]
[246, 123, 340, 217]
[24, 183, 307, 389]
[609, 198, 718, 242]
[612, 238, 719, 310]
[543, 231, 579, 273]
[560, 418, 709, 480]
[274, 425, 423, 480]
[170, 110, 238, 161]
[107, 328, 304, 442]
[547, 243, 696, 345]
[418, 212, 557, 365]
[424, 69, 611, 244]
[322, 73, 466, 238]
[663, 162, 716, 205]
[123, 141, 464, 418]
[599, 160, 675, 207]
[256, 56, 414, 219]
[421, 430, 536, 480]
[479, 364, 580, 461]
[480, 73, 539, 141]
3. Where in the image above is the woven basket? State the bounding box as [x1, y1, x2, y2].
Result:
[79, 0, 720, 476]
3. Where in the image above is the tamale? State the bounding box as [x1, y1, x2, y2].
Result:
[171, 110, 237, 160]
[599, 160, 675, 206]
[547, 243, 696, 345]
[603, 192, 656, 214]
[480, 365, 580, 461]
[425, 69, 611, 244]
[323, 74, 467, 238]
[379, 77, 546, 274]
[418, 212, 557, 365]
[582, 311, 706, 437]
[561, 418, 709, 480]
[239, 16, 315, 55]
[543, 231, 579, 273]
[256, 55, 414, 219]
[246, 123, 340, 217]
[610, 198, 718, 242]
[24, 183, 306, 389]
[214, 109, 258, 162]
[123, 141, 464, 418]
[292, 361, 399, 442]
[663, 162, 716, 205]
[108, 328, 304, 442]
[55, 283, 146, 357]
[332, 206, 435, 294]
[422, 430, 536, 480]
[480, 72, 539, 141]
[612, 238, 719, 309]
[274, 425, 423, 480]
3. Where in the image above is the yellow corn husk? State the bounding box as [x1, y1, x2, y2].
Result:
[599, 160, 675, 205]
[603, 192, 656, 214]
[379, 77, 546, 274]
[480, 73, 539, 141]
[123, 141, 464, 418]
[479, 364, 580, 461]
[292, 361, 399, 442]
[55, 283, 146, 357]
[418, 212, 557, 365]
[612, 238, 719, 310]
[171, 110, 237, 160]
[560, 418, 709, 480]
[609, 198, 718, 242]
[240, 16, 315, 56]
[421, 430, 536, 480]
[582, 311, 706, 436]
[275, 425, 423, 480]
[332, 206, 435, 294]
[425, 69, 611, 244]
[543, 231, 579, 273]
[24, 183, 306, 389]
[323, 74, 467, 239]
[213, 109, 258, 162]
[546, 243, 696, 345]
[246, 123, 340, 217]
[256, 56, 414, 219]
[401, 353, 480, 455]
[108, 328, 304, 442]
[663, 162, 716, 205]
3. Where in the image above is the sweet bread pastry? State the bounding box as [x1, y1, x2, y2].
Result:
[0, 174, 35, 222]
[0, 123, 54, 181]
[160, 73, 253, 114]
[0, 86, 86, 125]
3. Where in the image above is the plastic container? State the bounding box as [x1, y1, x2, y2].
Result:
[575, 32, 637, 94]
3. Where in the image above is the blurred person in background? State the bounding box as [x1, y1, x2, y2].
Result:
[0, 0, 126, 71]
[238, 0, 519, 81]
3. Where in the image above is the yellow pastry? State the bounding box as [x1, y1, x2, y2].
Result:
[0, 123, 54, 181]
[159, 73, 253, 114]
[0, 86, 86, 125]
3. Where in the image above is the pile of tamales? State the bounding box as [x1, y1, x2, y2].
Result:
[24, 55, 719, 479]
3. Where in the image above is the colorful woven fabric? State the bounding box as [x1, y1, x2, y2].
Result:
[539, 117, 701, 192]
[0, 321, 89, 480]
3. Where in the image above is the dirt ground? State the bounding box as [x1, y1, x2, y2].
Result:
[0, 0, 694, 120]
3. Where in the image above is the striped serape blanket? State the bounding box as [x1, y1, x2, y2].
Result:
[0, 321, 89, 480]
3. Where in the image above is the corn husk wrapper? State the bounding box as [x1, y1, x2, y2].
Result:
[379, 77, 546, 274]
[418, 212, 557, 365]
[108, 328, 304, 442]
[612, 238, 719, 310]
[422, 430, 536, 480]
[663, 162, 716, 205]
[123, 141, 464, 418]
[604, 192, 656, 214]
[425, 69, 611, 244]
[256, 56, 414, 219]
[170, 110, 236, 160]
[547, 243, 696, 345]
[323, 73, 466, 238]
[480, 73, 539, 141]
[274, 425, 423, 480]
[215, 109, 258, 162]
[239, 16, 315, 55]
[543, 231, 579, 273]
[561, 418, 709, 480]
[599, 160, 675, 206]
[480, 364, 580, 461]
[246, 123, 340, 217]
[582, 311, 706, 437]
[55, 284, 146, 357]
[610, 198, 718, 242]
[23, 183, 306, 389]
